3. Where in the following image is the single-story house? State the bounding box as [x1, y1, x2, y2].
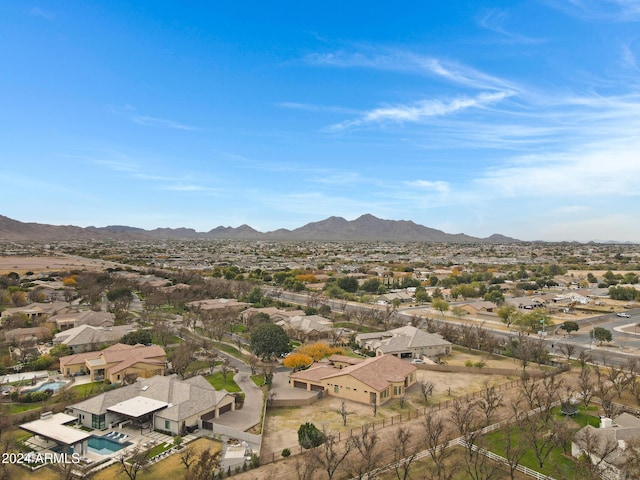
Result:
[356, 325, 452, 360]
[459, 301, 498, 316]
[66, 374, 235, 435]
[0, 302, 70, 323]
[53, 324, 135, 353]
[48, 310, 115, 331]
[289, 354, 417, 406]
[572, 413, 640, 480]
[59, 343, 166, 383]
[276, 315, 333, 342]
[4, 326, 52, 345]
[187, 298, 249, 313]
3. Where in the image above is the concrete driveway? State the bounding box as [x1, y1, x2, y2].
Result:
[212, 372, 263, 431]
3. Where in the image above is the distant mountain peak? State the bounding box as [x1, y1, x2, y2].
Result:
[0, 214, 521, 243]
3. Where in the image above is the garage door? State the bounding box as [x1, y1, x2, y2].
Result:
[310, 384, 324, 392]
[293, 381, 307, 389]
[219, 403, 232, 415]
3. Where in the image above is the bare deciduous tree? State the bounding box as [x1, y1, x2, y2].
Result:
[348, 424, 382, 480]
[477, 381, 504, 426]
[391, 425, 418, 480]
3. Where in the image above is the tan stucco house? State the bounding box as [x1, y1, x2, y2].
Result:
[59, 343, 166, 383]
[290, 354, 417, 406]
[356, 325, 452, 360]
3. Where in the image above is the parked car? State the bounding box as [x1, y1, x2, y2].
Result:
[411, 358, 425, 364]
[617, 312, 630, 318]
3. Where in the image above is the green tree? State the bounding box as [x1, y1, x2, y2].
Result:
[560, 321, 579, 335]
[298, 422, 324, 449]
[483, 289, 504, 305]
[432, 298, 449, 317]
[49, 344, 72, 358]
[336, 276, 359, 293]
[121, 330, 153, 346]
[591, 327, 612, 345]
[362, 278, 382, 293]
[250, 323, 290, 360]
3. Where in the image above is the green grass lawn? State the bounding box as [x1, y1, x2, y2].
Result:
[212, 342, 248, 362]
[205, 372, 241, 392]
[333, 322, 382, 333]
[483, 420, 579, 478]
[251, 375, 265, 387]
[2, 402, 43, 414]
[67, 381, 116, 399]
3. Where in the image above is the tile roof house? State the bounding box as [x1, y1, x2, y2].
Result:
[53, 324, 135, 353]
[290, 354, 417, 406]
[59, 343, 166, 383]
[0, 302, 70, 323]
[66, 374, 235, 436]
[459, 301, 498, 315]
[276, 315, 333, 342]
[356, 325, 452, 360]
[572, 413, 640, 479]
[47, 310, 115, 331]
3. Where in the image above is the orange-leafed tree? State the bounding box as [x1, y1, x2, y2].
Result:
[298, 342, 344, 362]
[296, 274, 318, 284]
[283, 353, 313, 370]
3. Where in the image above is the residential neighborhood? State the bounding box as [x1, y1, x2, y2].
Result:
[0, 239, 639, 480]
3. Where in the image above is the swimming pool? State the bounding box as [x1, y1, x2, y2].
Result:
[87, 436, 132, 455]
[24, 381, 67, 393]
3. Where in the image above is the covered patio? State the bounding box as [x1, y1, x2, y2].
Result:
[20, 412, 92, 457]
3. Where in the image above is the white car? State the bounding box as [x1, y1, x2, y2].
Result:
[616, 312, 630, 318]
[411, 358, 425, 364]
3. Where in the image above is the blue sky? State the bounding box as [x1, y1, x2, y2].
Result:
[2, 1, 640, 242]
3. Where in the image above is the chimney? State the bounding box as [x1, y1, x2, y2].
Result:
[600, 417, 612, 429]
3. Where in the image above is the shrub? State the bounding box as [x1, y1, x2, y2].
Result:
[281, 448, 291, 458]
[464, 360, 474, 367]
[474, 361, 486, 368]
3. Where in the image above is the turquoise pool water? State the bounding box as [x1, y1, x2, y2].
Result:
[24, 381, 66, 393]
[88, 436, 131, 455]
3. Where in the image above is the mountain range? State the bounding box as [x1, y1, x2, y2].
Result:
[0, 214, 519, 243]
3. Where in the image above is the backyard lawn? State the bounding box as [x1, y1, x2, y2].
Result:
[205, 372, 241, 392]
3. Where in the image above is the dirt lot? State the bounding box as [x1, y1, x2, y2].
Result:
[0, 255, 121, 274]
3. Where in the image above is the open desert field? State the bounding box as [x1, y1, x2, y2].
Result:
[0, 256, 121, 274]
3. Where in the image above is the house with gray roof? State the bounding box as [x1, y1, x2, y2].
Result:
[276, 315, 333, 342]
[53, 324, 135, 353]
[66, 374, 235, 436]
[356, 325, 452, 360]
[572, 413, 640, 479]
[48, 310, 115, 331]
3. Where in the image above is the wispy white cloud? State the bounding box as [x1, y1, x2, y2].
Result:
[477, 8, 546, 44]
[159, 184, 217, 193]
[405, 180, 451, 194]
[545, 0, 640, 22]
[276, 102, 359, 115]
[305, 49, 518, 91]
[28, 7, 54, 20]
[621, 41, 638, 68]
[328, 91, 513, 130]
[132, 115, 199, 131]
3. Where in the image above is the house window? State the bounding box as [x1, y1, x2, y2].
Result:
[334, 385, 339, 394]
[165, 420, 170, 430]
[91, 414, 105, 430]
